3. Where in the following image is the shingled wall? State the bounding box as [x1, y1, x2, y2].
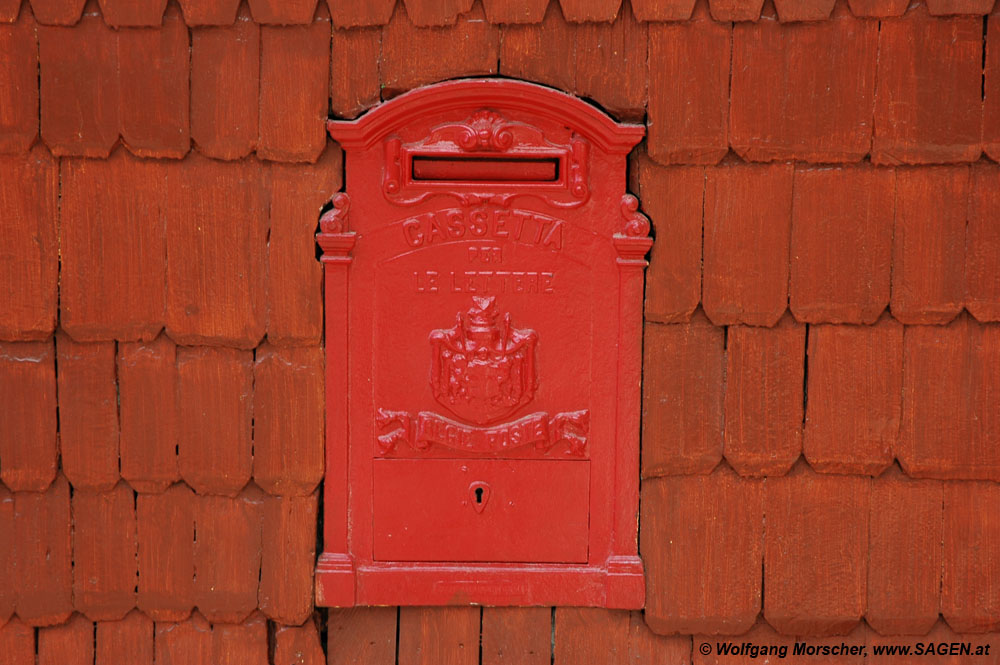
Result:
[1, 0, 999, 663]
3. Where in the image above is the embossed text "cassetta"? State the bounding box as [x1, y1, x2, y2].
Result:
[400, 207, 564, 250]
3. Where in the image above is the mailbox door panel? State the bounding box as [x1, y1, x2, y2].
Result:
[372, 459, 590, 563]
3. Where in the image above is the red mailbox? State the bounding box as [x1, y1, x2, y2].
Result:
[316, 79, 650, 608]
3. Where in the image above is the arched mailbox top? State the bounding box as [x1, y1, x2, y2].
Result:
[327, 78, 645, 154]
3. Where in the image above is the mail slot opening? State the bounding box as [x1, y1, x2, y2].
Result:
[411, 156, 560, 182]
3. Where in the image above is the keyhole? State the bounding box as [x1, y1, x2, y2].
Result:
[475, 487, 484, 503]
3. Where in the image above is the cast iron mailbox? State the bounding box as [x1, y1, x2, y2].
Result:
[316, 79, 650, 608]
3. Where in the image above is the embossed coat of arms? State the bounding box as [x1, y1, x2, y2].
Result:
[429, 296, 538, 425]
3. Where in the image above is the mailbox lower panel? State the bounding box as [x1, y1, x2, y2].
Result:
[373, 459, 590, 563]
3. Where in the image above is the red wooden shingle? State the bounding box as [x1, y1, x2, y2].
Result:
[0, 340, 57, 492]
[248, 0, 317, 24]
[482, 608, 551, 665]
[890, 166, 968, 325]
[899, 314, 1000, 480]
[635, 156, 702, 323]
[177, 346, 253, 496]
[137, 484, 195, 621]
[37, 8, 118, 156]
[482, 0, 549, 22]
[773, 0, 836, 20]
[642, 467, 764, 635]
[730, 9, 876, 163]
[72, 483, 137, 621]
[574, 7, 646, 121]
[846, 0, 909, 16]
[402, 0, 473, 26]
[398, 607, 480, 665]
[212, 612, 269, 665]
[703, 161, 793, 326]
[553, 608, 629, 664]
[259, 492, 317, 625]
[987, 8, 1000, 161]
[259, 11, 330, 163]
[631, 0, 696, 20]
[29, 0, 84, 24]
[328, 608, 398, 665]
[967, 164, 1000, 322]
[155, 613, 212, 665]
[926, 0, 996, 13]
[0, 9, 38, 153]
[14, 474, 72, 626]
[119, 335, 179, 493]
[867, 466, 942, 636]
[60, 151, 166, 341]
[942, 481, 1000, 632]
[0, 148, 58, 341]
[499, 1, 576, 94]
[627, 613, 691, 663]
[98, 0, 166, 26]
[693, 620, 793, 664]
[0, 486, 12, 624]
[96, 611, 154, 665]
[266, 150, 341, 345]
[790, 165, 894, 324]
[724, 314, 805, 477]
[193, 486, 264, 623]
[873, 5, 982, 164]
[118, 5, 190, 158]
[0, 0, 18, 20]
[177, 0, 240, 25]
[382, 2, 499, 97]
[764, 464, 869, 636]
[558, 0, 621, 21]
[38, 614, 93, 665]
[707, 0, 763, 20]
[253, 344, 325, 495]
[190, 4, 259, 160]
[274, 620, 326, 665]
[647, 2, 729, 164]
[804, 316, 901, 476]
[165, 155, 267, 348]
[327, 0, 394, 27]
[330, 27, 380, 119]
[0, 617, 34, 663]
[56, 335, 119, 491]
[641, 314, 724, 477]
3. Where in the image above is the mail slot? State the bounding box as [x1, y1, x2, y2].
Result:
[315, 79, 650, 609]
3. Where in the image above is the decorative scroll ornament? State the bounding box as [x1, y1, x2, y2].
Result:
[320, 193, 351, 233]
[619, 194, 650, 237]
[455, 110, 515, 152]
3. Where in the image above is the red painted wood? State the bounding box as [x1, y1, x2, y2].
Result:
[177, 346, 253, 496]
[60, 151, 167, 341]
[574, 7, 646, 122]
[0, 485, 12, 624]
[327, 608, 398, 664]
[0, 340, 57, 492]
[118, 5, 190, 158]
[873, 6, 982, 164]
[926, 0, 995, 13]
[248, 0, 317, 24]
[628, 612, 692, 663]
[967, 163, 1000, 321]
[402, 0, 473, 26]
[790, 164, 893, 323]
[327, 0, 394, 26]
[398, 607, 479, 665]
[0, 0, 20, 22]
[634, 156, 702, 323]
[259, 493, 318, 625]
[765, 464, 869, 636]
[56, 335, 120, 491]
[499, 1, 575, 95]
[14, 474, 72, 626]
[846, 0, 909, 16]
[38, 8, 118, 156]
[482, 0, 549, 22]
[891, 165, 968, 324]
[193, 487, 263, 623]
[118, 335, 178, 493]
[38, 614, 93, 665]
[631, 0, 696, 20]
[0, 9, 38, 153]
[177, 0, 240, 25]
[642, 468, 764, 635]
[986, 8, 1000, 161]
[867, 466, 942, 635]
[154, 612, 212, 665]
[942, 481, 1000, 632]
[165, 156, 267, 347]
[190, 5, 258, 160]
[72, 483, 137, 620]
[98, 0, 165, 26]
[641, 313, 724, 477]
[137, 484, 195, 621]
[330, 27, 380, 119]
[259, 13, 330, 162]
[482, 607, 551, 665]
[319, 79, 647, 608]
[730, 9, 877, 163]
[647, 2, 729, 164]
[559, 0, 621, 21]
[266, 150, 342, 345]
[707, 0, 763, 20]
[29, 0, 84, 24]
[804, 315, 901, 475]
[554, 608, 629, 664]
[0, 148, 58, 341]
[274, 620, 326, 665]
[212, 612, 268, 665]
[96, 610, 154, 665]
[0, 617, 34, 663]
[773, 0, 835, 20]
